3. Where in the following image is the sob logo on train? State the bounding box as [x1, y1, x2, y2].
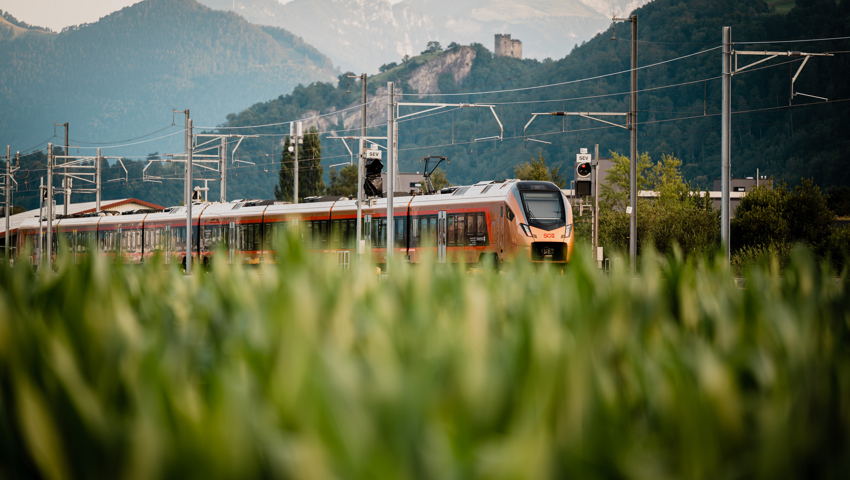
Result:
[543, 233, 555, 239]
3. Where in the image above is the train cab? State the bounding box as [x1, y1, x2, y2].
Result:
[506, 181, 574, 263]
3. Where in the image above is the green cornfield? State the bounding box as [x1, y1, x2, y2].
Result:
[1, 241, 848, 479]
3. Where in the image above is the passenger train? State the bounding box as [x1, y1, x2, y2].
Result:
[14, 179, 574, 268]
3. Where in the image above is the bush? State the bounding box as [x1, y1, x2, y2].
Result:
[732, 179, 836, 258]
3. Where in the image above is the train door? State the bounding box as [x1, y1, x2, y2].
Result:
[437, 211, 447, 263]
[116, 227, 122, 261]
[499, 206, 505, 254]
[364, 215, 372, 251]
[229, 221, 235, 264]
[165, 225, 171, 264]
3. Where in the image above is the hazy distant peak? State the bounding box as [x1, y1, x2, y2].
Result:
[577, 0, 649, 18]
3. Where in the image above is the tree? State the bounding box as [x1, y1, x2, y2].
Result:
[327, 164, 358, 197]
[731, 184, 790, 252]
[430, 167, 450, 191]
[513, 151, 566, 188]
[379, 62, 398, 73]
[446, 42, 460, 51]
[337, 72, 354, 89]
[599, 151, 652, 211]
[421, 41, 442, 54]
[826, 185, 850, 218]
[598, 152, 718, 256]
[273, 127, 325, 202]
[732, 179, 835, 256]
[299, 127, 326, 199]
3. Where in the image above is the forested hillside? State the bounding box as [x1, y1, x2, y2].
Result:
[8, 0, 849, 212]
[206, 0, 850, 203]
[0, 0, 336, 161]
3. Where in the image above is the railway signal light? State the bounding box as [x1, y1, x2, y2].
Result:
[575, 158, 592, 197]
[576, 162, 591, 178]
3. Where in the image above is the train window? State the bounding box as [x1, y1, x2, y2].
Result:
[477, 213, 486, 236]
[332, 220, 341, 248]
[395, 217, 405, 248]
[448, 215, 455, 245]
[506, 207, 515, 221]
[417, 217, 428, 247]
[341, 220, 350, 249]
[467, 214, 475, 236]
[373, 218, 386, 248]
[410, 216, 419, 244]
[456, 215, 465, 246]
[318, 221, 328, 248]
[429, 216, 437, 246]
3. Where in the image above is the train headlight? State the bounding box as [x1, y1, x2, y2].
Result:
[520, 223, 533, 237]
[565, 224, 572, 237]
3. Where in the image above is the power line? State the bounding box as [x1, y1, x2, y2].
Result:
[398, 46, 722, 97]
[197, 96, 385, 131]
[70, 124, 178, 145]
[735, 35, 850, 45]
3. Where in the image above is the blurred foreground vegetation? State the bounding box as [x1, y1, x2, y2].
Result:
[1, 243, 849, 479]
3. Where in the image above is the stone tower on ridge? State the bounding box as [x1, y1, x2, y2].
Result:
[494, 34, 522, 59]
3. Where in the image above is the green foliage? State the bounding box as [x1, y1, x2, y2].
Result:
[1, 241, 849, 478]
[826, 185, 850, 217]
[825, 225, 850, 271]
[326, 164, 358, 197]
[378, 62, 398, 73]
[274, 128, 325, 202]
[598, 151, 719, 256]
[429, 167, 450, 191]
[421, 41, 442, 54]
[732, 179, 835, 256]
[513, 151, 565, 187]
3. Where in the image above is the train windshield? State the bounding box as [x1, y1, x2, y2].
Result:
[520, 190, 565, 228]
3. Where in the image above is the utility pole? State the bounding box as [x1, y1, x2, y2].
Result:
[593, 143, 600, 264]
[610, 15, 638, 271]
[38, 177, 43, 267]
[3, 146, 13, 263]
[350, 73, 367, 258]
[291, 121, 302, 203]
[626, 15, 638, 273]
[46, 144, 53, 273]
[718, 29, 831, 264]
[386, 82, 395, 264]
[54, 123, 69, 216]
[96, 148, 102, 213]
[220, 137, 227, 202]
[721, 27, 732, 263]
[186, 119, 193, 275]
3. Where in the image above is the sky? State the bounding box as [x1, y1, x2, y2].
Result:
[0, 0, 405, 33]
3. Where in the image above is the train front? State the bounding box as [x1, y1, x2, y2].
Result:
[509, 181, 574, 263]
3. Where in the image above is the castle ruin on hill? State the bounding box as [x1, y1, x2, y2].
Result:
[494, 34, 522, 59]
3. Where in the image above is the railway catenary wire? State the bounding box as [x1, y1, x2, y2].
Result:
[9, 94, 850, 195]
[16, 43, 846, 156]
[9, 106, 849, 204]
[20, 96, 846, 193]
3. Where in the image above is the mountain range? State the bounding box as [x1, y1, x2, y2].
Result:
[198, 0, 850, 202]
[197, 0, 651, 73]
[0, 0, 336, 158]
